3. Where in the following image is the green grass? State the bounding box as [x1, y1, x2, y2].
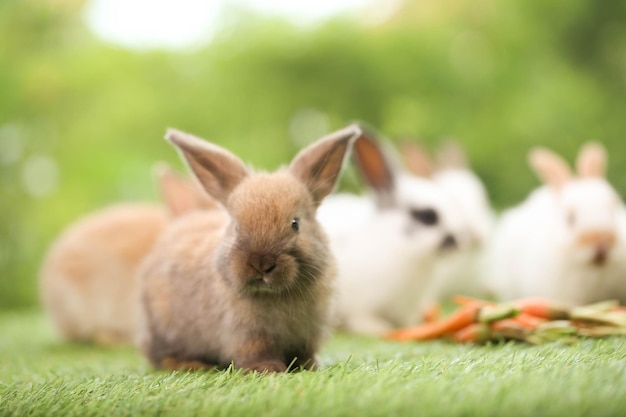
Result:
[2, 311, 626, 417]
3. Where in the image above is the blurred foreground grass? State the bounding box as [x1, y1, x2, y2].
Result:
[2, 311, 626, 417]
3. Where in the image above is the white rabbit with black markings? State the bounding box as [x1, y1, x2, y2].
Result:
[401, 140, 495, 298]
[486, 142, 626, 305]
[317, 131, 465, 335]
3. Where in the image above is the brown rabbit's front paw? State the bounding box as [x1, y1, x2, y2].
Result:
[241, 359, 287, 374]
[291, 357, 318, 371]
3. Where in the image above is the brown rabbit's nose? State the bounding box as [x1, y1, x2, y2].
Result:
[248, 253, 278, 275]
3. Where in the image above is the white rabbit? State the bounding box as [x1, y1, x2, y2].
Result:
[486, 142, 626, 305]
[317, 131, 465, 335]
[401, 140, 495, 298]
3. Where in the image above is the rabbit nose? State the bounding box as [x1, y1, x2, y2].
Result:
[592, 246, 609, 266]
[248, 253, 278, 274]
[440, 234, 458, 251]
[578, 230, 616, 267]
[467, 230, 482, 248]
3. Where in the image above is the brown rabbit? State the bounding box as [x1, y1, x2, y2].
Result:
[39, 165, 216, 345]
[138, 125, 360, 373]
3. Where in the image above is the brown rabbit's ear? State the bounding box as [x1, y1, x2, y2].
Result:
[165, 129, 249, 205]
[153, 163, 217, 217]
[289, 124, 361, 207]
[528, 147, 572, 190]
[437, 140, 468, 169]
[400, 141, 435, 178]
[576, 141, 607, 178]
[350, 129, 397, 208]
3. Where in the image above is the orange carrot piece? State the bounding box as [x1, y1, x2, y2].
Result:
[512, 298, 569, 320]
[512, 313, 547, 329]
[452, 323, 491, 343]
[423, 303, 442, 323]
[386, 303, 482, 342]
[491, 319, 521, 331]
[452, 295, 493, 307]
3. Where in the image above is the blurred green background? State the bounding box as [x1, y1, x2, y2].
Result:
[1, 0, 625, 310]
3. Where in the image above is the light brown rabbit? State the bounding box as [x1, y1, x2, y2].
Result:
[39, 165, 216, 345]
[138, 125, 360, 373]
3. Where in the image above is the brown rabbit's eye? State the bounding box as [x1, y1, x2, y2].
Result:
[291, 218, 300, 232]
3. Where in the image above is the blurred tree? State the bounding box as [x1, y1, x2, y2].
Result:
[1, 0, 625, 309]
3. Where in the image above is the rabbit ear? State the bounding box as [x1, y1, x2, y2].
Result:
[437, 140, 468, 169]
[289, 124, 361, 207]
[153, 163, 214, 217]
[528, 147, 572, 189]
[576, 141, 607, 178]
[351, 130, 397, 208]
[400, 141, 435, 178]
[166, 129, 249, 205]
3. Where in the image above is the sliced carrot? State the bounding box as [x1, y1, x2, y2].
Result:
[452, 295, 493, 307]
[579, 300, 619, 312]
[384, 297, 626, 344]
[423, 303, 441, 323]
[491, 319, 521, 331]
[452, 323, 491, 344]
[386, 302, 482, 342]
[512, 313, 547, 329]
[512, 298, 569, 320]
[570, 310, 626, 327]
[477, 304, 519, 323]
[490, 320, 528, 341]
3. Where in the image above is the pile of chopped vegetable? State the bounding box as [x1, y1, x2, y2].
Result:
[385, 296, 626, 344]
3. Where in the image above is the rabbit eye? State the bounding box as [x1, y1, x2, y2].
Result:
[291, 218, 300, 232]
[410, 208, 439, 226]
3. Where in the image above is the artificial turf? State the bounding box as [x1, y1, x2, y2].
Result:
[1, 311, 626, 417]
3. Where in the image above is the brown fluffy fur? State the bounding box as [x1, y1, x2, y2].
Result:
[40, 204, 169, 344]
[138, 126, 360, 373]
[39, 166, 215, 345]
